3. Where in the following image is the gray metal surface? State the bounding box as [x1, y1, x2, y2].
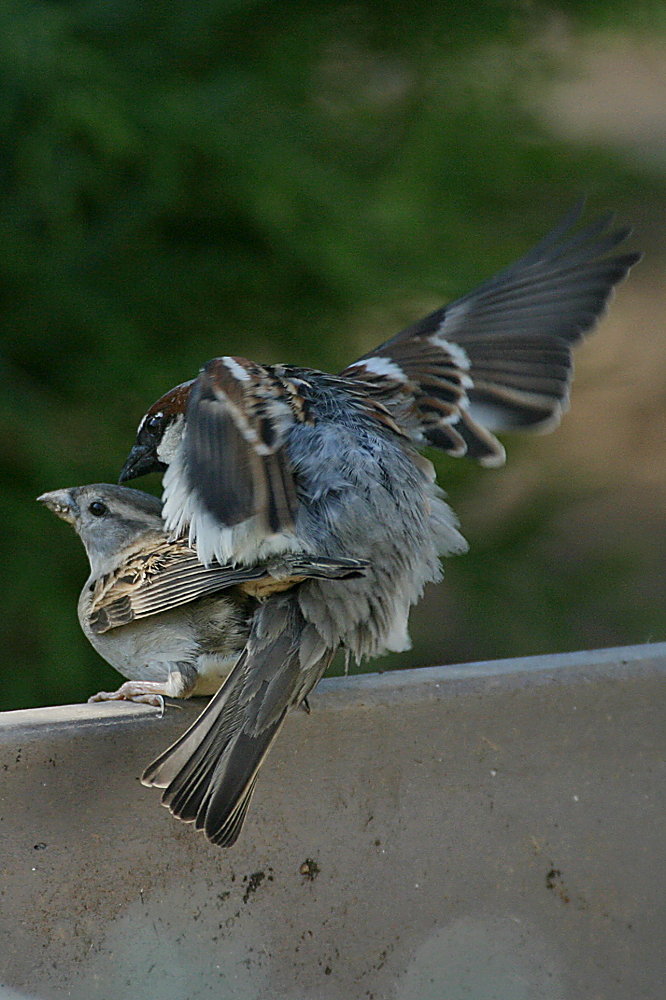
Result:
[1, 643, 664, 1000]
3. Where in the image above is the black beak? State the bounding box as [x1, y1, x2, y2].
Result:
[118, 444, 165, 483]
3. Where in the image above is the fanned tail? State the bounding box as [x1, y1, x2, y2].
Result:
[142, 593, 331, 847]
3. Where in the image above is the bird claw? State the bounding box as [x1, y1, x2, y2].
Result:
[88, 683, 166, 714]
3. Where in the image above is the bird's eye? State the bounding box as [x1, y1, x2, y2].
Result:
[88, 500, 108, 517]
[145, 413, 164, 435]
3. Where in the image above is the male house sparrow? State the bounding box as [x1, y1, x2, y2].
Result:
[118, 204, 639, 846]
[38, 484, 368, 706]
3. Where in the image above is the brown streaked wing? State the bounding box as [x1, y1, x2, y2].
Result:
[88, 540, 371, 635]
[88, 538, 269, 634]
[183, 358, 301, 534]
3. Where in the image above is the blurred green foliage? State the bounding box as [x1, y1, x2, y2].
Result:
[1, 1, 664, 709]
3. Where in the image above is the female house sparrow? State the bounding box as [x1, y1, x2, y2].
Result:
[38, 484, 368, 706]
[117, 204, 640, 846]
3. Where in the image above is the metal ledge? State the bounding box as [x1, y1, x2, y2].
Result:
[1, 643, 665, 999]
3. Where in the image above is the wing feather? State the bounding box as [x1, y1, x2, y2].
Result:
[88, 538, 369, 635]
[185, 358, 300, 532]
[342, 204, 641, 466]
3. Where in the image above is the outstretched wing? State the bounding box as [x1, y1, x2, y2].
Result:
[343, 201, 641, 466]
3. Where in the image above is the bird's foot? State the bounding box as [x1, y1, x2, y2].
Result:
[88, 681, 166, 714]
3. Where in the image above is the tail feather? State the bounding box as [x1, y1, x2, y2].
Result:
[142, 660, 246, 790]
[143, 671, 248, 823]
[207, 774, 259, 848]
[141, 594, 331, 847]
[343, 203, 641, 465]
[196, 722, 284, 846]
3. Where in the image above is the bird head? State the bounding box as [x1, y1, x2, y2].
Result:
[38, 484, 164, 576]
[118, 380, 194, 483]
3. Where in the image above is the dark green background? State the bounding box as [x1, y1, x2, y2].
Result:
[2, 1, 665, 709]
